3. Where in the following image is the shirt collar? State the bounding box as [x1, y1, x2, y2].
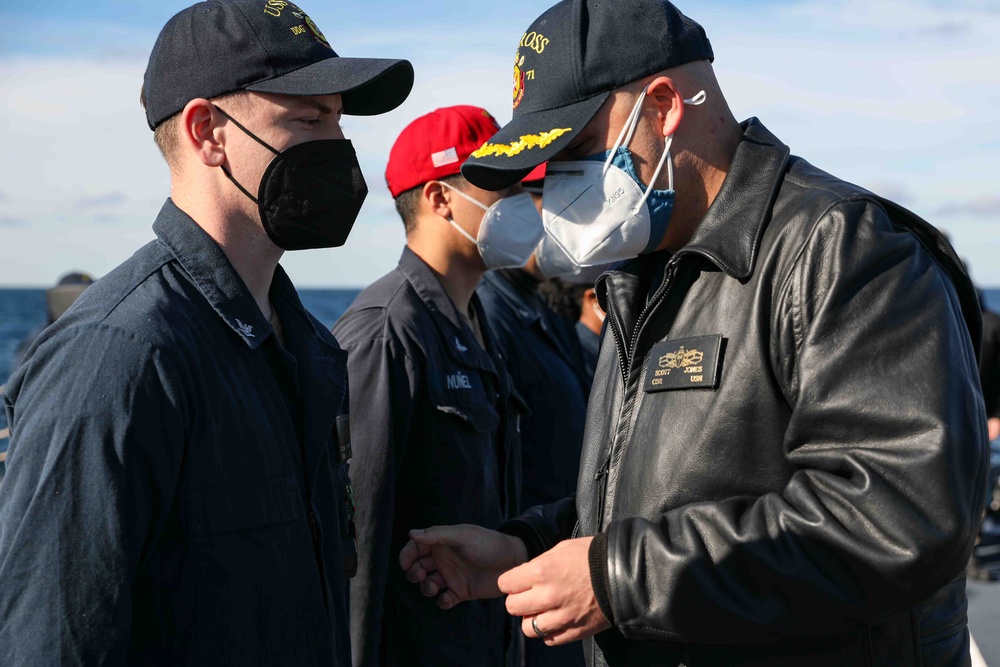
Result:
[270, 266, 342, 355]
[152, 198, 273, 350]
[398, 246, 467, 329]
[482, 270, 585, 369]
[482, 270, 541, 325]
[397, 246, 499, 373]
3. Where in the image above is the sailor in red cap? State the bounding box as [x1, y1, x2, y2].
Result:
[333, 105, 541, 666]
[475, 157, 592, 667]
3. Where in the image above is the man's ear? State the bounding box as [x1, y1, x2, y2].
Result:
[424, 181, 453, 220]
[180, 98, 227, 168]
[645, 76, 685, 138]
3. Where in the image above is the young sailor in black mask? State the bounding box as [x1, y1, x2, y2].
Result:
[0, 2, 412, 665]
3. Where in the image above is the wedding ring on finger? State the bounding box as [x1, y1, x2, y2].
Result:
[531, 615, 546, 638]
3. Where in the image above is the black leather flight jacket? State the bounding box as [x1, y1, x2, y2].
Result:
[501, 119, 989, 667]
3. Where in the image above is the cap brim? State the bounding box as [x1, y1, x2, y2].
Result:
[461, 91, 610, 191]
[246, 57, 414, 116]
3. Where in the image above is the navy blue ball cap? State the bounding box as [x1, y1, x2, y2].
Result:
[462, 0, 713, 191]
[143, 0, 414, 130]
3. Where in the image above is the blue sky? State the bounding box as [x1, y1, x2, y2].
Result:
[1, 0, 998, 287]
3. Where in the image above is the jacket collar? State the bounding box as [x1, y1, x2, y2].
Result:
[153, 199, 275, 350]
[397, 246, 499, 375]
[597, 118, 790, 307]
[680, 118, 790, 281]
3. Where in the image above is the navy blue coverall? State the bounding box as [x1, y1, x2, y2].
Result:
[0, 200, 354, 666]
[575, 320, 601, 387]
[333, 247, 523, 667]
[478, 269, 591, 667]
[478, 269, 590, 512]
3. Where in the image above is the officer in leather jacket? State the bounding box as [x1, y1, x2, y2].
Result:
[398, 1, 989, 666]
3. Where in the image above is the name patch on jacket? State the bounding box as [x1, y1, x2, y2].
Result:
[644, 335, 723, 392]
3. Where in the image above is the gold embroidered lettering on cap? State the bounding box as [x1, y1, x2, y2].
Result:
[263, 0, 290, 17]
[519, 31, 550, 54]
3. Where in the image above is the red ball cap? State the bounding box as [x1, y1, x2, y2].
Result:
[521, 162, 546, 186]
[385, 105, 502, 198]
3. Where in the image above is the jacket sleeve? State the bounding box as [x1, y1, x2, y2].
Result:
[0, 323, 186, 665]
[598, 200, 989, 641]
[499, 496, 578, 559]
[334, 317, 417, 667]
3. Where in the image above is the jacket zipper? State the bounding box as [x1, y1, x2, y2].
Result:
[595, 259, 681, 531]
[596, 279, 631, 529]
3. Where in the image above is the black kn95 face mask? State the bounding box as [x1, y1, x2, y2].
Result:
[216, 106, 369, 251]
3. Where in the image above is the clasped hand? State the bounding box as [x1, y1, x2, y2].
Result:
[399, 525, 611, 645]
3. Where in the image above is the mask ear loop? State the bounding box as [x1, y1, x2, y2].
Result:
[438, 180, 489, 213]
[603, 86, 649, 176]
[631, 90, 708, 214]
[437, 180, 490, 246]
[214, 105, 282, 206]
[215, 106, 281, 156]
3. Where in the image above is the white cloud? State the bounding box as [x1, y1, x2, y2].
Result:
[1, 0, 998, 285]
[938, 195, 1000, 218]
